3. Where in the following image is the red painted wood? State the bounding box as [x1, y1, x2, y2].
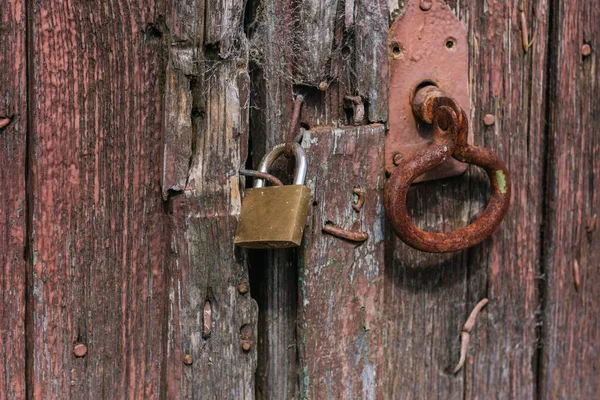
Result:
[298, 125, 386, 398]
[28, 2, 168, 397]
[0, 1, 27, 398]
[461, 1, 550, 398]
[540, 0, 600, 397]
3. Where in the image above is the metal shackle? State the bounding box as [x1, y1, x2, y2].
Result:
[254, 142, 308, 188]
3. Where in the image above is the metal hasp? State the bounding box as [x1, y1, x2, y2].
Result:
[384, 86, 511, 253]
[387, 0, 471, 181]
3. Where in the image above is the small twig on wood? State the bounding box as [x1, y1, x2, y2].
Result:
[451, 298, 489, 374]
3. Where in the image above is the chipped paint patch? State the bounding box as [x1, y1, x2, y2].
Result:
[496, 170, 507, 194]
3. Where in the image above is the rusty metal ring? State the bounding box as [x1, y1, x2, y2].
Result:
[384, 106, 511, 253]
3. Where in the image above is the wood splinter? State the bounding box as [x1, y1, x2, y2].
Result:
[451, 298, 489, 374]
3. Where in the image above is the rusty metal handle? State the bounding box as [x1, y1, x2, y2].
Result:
[384, 87, 511, 253]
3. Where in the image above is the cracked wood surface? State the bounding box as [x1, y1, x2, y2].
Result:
[163, 0, 258, 398]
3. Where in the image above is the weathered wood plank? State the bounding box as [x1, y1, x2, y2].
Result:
[0, 0, 27, 398]
[540, 0, 600, 398]
[384, 0, 548, 398]
[461, 1, 549, 398]
[28, 2, 168, 397]
[354, 0, 389, 123]
[298, 124, 386, 399]
[164, 3, 259, 396]
[293, 0, 340, 85]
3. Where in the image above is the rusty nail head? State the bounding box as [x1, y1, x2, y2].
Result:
[393, 153, 403, 166]
[0, 117, 11, 130]
[238, 281, 249, 294]
[73, 344, 87, 357]
[483, 114, 496, 126]
[183, 354, 193, 365]
[582, 44, 592, 56]
[241, 340, 252, 352]
[420, 0, 432, 11]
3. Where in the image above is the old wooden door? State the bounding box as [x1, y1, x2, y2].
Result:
[1, 0, 598, 398]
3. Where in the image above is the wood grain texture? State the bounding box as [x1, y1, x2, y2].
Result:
[354, 0, 389, 123]
[0, 1, 27, 398]
[299, 125, 386, 399]
[28, 2, 168, 397]
[163, 1, 259, 397]
[384, 0, 548, 398]
[540, 0, 600, 398]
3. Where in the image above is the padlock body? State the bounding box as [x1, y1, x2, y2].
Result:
[235, 185, 311, 248]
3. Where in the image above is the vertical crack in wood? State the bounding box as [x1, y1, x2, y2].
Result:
[535, 0, 557, 397]
[24, 0, 34, 396]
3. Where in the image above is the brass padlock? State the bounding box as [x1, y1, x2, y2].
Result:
[234, 143, 311, 248]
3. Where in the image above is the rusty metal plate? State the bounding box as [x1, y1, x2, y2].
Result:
[387, 0, 471, 181]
